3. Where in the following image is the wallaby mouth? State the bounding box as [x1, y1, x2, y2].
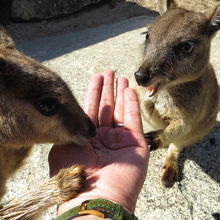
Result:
[145, 83, 160, 97]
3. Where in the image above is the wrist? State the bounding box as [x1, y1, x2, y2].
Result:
[57, 192, 136, 215]
[74, 216, 111, 220]
[58, 194, 136, 216]
[56, 198, 138, 220]
[75, 215, 111, 220]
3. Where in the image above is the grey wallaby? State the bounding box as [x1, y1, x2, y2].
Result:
[0, 26, 96, 219]
[131, 0, 220, 187]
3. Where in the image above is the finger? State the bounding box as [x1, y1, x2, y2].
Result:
[84, 74, 103, 127]
[114, 77, 129, 123]
[124, 88, 143, 133]
[98, 70, 115, 127]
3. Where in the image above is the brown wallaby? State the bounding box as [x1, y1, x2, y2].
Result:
[131, 0, 220, 187]
[0, 26, 96, 219]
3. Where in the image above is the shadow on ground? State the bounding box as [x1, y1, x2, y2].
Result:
[213, 212, 220, 220]
[177, 121, 220, 184]
[6, 1, 157, 61]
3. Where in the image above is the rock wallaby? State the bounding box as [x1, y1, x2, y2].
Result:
[0, 26, 96, 219]
[131, 0, 220, 187]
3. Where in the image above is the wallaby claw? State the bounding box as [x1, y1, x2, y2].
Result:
[144, 131, 162, 151]
[162, 166, 177, 188]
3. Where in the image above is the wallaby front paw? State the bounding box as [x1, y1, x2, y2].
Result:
[162, 166, 177, 188]
[144, 131, 163, 151]
[55, 165, 86, 202]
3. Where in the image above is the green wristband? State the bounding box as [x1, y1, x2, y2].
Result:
[55, 198, 138, 220]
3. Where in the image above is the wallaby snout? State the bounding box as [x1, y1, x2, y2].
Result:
[134, 64, 163, 86]
[134, 66, 162, 97]
[82, 116, 96, 138]
[134, 71, 150, 86]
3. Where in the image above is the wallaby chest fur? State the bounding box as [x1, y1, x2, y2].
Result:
[131, 0, 220, 187]
[135, 65, 219, 133]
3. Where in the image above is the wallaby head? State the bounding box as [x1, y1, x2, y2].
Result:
[0, 26, 96, 147]
[135, 0, 220, 97]
[0, 26, 96, 218]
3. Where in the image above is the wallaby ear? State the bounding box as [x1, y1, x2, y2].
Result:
[208, 5, 220, 33]
[0, 26, 15, 49]
[157, 0, 177, 15]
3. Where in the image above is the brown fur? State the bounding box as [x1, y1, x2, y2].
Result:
[131, 0, 220, 187]
[0, 165, 86, 220]
[0, 26, 96, 218]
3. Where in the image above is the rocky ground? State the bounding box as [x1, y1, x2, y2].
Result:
[1, 1, 220, 220]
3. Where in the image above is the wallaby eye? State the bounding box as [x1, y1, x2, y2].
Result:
[36, 98, 59, 116]
[141, 31, 149, 41]
[145, 31, 149, 40]
[178, 41, 195, 54]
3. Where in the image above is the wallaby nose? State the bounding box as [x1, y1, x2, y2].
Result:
[83, 117, 96, 138]
[134, 71, 150, 86]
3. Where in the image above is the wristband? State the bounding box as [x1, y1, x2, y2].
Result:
[55, 198, 138, 220]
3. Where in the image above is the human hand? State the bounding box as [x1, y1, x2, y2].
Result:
[49, 70, 149, 215]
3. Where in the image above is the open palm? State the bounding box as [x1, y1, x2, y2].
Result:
[49, 70, 149, 215]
